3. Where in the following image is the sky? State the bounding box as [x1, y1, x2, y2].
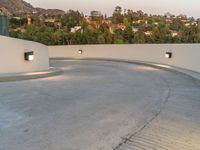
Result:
[24, 0, 200, 18]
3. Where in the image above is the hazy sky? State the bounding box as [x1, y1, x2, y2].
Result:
[24, 0, 200, 18]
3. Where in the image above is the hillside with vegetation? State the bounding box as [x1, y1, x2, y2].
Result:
[0, 0, 65, 16]
[2, 5, 200, 45]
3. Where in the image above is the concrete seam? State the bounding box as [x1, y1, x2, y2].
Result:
[112, 74, 171, 150]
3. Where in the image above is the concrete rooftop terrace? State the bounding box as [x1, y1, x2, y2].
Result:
[0, 59, 200, 150]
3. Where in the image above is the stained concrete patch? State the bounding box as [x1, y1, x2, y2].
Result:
[0, 106, 26, 129]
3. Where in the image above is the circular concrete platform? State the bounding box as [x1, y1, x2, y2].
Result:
[0, 59, 200, 150]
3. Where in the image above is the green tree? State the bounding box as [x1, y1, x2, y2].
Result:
[133, 31, 145, 43]
[112, 6, 124, 24]
[123, 18, 130, 27]
[123, 26, 133, 43]
[60, 10, 83, 31]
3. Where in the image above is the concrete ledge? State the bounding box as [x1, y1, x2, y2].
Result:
[0, 67, 64, 82]
[51, 57, 200, 82]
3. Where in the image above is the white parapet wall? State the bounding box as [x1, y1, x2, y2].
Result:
[0, 36, 49, 74]
[49, 44, 200, 73]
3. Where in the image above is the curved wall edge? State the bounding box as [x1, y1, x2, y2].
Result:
[0, 36, 49, 74]
[48, 44, 200, 73]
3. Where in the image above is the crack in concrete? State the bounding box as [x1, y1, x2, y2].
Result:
[113, 76, 171, 150]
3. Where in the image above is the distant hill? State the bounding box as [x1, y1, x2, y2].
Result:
[35, 8, 65, 16]
[0, 0, 65, 16]
[0, 0, 34, 15]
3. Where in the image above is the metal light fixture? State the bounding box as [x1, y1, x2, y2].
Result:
[78, 49, 83, 54]
[24, 51, 34, 61]
[165, 52, 172, 59]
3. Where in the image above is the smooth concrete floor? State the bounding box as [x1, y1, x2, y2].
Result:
[0, 60, 200, 150]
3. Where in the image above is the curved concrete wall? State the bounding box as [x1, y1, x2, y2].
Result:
[0, 36, 49, 74]
[49, 44, 200, 73]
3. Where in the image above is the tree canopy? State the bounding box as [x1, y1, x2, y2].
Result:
[8, 6, 200, 45]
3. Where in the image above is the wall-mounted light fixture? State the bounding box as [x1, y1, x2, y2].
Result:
[78, 49, 83, 54]
[165, 52, 172, 59]
[24, 51, 34, 61]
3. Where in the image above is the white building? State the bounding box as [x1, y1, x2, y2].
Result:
[171, 31, 178, 37]
[144, 31, 153, 36]
[132, 27, 138, 33]
[71, 26, 82, 33]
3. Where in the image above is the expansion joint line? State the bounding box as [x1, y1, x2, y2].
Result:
[113, 76, 171, 150]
